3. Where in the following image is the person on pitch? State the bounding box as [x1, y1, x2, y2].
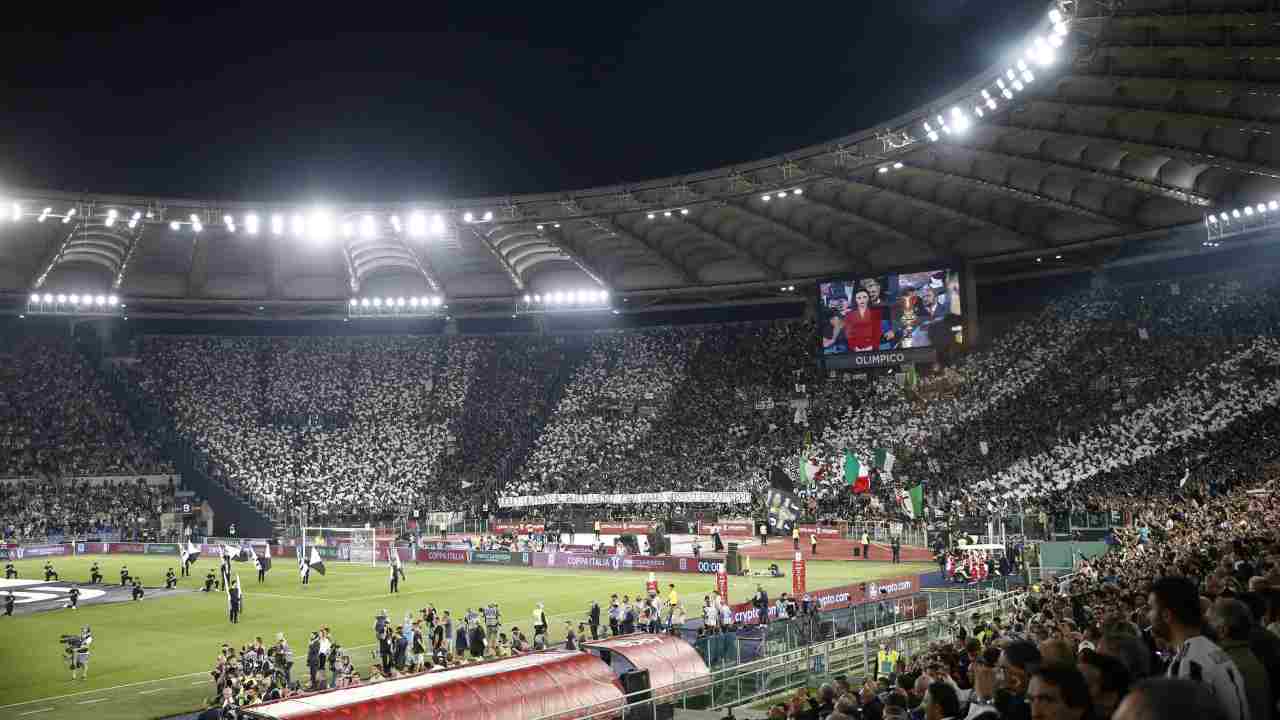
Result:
[3, 592, 13, 616]
[66, 585, 80, 610]
[4, 563, 16, 579]
[389, 560, 400, 593]
[131, 578, 145, 601]
[257, 553, 268, 583]
[203, 568, 217, 592]
[44, 561, 59, 581]
[229, 579, 242, 623]
[89, 561, 103, 584]
[165, 568, 178, 589]
[120, 565, 133, 586]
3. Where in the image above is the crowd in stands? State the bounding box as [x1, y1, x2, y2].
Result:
[0, 478, 176, 541]
[0, 332, 170, 478]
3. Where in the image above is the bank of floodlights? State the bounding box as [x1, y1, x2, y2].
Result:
[348, 295, 446, 318]
[1205, 200, 1280, 245]
[27, 292, 122, 317]
[518, 289, 611, 313]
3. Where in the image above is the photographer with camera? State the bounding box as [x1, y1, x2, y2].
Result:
[165, 568, 177, 589]
[4, 592, 14, 617]
[89, 562, 102, 584]
[131, 579, 145, 601]
[4, 563, 16, 579]
[64, 626, 92, 680]
[120, 565, 132, 587]
[44, 562, 59, 581]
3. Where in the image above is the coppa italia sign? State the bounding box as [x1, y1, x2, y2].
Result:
[597, 522, 659, 534]
[492, 523, 545, 534]
[696, 520, 754, 536]
[418, 549, 467, 564]
[534, 552, 672, 572]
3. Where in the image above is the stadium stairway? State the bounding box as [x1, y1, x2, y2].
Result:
[88, 350, 274, 538]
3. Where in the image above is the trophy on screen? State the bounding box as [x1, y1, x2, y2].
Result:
[895, 286, 921, 348]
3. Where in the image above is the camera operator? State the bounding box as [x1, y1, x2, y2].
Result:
[268, 633, 293, 685]
[65, 626, 92, 680]
[66, 585, 80, 610]
[44, 562, 59, 581]
[4, 563, 16, 579]
[89, 562, 102, 584]
[4, 592, 14, 616]
[132, 579, 145, 601]
[120, 565, 132, 587]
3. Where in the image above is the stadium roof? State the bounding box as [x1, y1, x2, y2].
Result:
[4, 0, 1280, 318]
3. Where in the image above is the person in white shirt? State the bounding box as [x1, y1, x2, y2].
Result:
[1149, 576, 1251, 720]
[702, 596, 718, 633]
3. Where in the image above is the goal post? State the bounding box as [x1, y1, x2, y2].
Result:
[301, 526, 378, 566]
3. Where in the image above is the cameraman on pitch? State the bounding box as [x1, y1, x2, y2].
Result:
[68, 626, 92, 680]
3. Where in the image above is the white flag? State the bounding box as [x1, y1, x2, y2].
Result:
[979, 441, 989, 456]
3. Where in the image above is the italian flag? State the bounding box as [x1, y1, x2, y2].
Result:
[897, 484, 925, 519]
[845, 451, 870, 494]
[801, 456, 822, 486]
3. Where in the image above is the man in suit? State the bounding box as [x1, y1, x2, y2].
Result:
[753, 585, 770, 626]
[229, 580, 242, 623]
[588, 600, 601, 640]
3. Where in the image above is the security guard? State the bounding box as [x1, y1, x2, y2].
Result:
[876, 642, 899, 681]
[861, 532, 871, 561]
[792, 526, 800, 550]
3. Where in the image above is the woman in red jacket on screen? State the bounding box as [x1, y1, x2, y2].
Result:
[843, 289, 883, 352]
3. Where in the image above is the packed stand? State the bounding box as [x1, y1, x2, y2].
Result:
[0, 478, 176, 541]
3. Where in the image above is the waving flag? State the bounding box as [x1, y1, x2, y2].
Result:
[180, 541, 200, 565]
[307, 547, 326, 576]
[845, 451, 870, 494]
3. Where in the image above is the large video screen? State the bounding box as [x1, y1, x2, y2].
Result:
[817, 268, 962, 367]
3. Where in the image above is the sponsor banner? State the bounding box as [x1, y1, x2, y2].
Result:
[597, 522, 660, 534]
[500, 491, 750, 508]
[798, 524, 845, 538]
[0, 548, 11, 561]
[864, 575, 919, 601]
[418, 542, 472, 551]
[81, 542, 108, 554]
[491, 523, 546, 534]
[416, 549, 468, 564]
[19, 544, 70, 558]
[728, 574, 923, 624]
[110, 543, 147, 554]
[145, 543, 179, 555]
[533, 552, 674, 572]
[695, 520, 755, 537]
[469, 550, 530, 566]
[672, 557, 725, 575]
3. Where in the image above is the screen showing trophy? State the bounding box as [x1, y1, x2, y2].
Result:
[817, 268, 963, 368]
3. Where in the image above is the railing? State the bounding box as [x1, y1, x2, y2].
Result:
[532, 586, 1021, 720]
[844, 520, 928, 548]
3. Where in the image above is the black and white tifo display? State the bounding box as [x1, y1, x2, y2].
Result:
[816, 268, 963, 369]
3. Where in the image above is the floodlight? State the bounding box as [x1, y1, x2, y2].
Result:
[69, 294, 80, 304]
[893, 162, 903, 169]
[309, 209, 334, 240]
[1259, 203, 1269, 213]
[647, 213, 655, 220]
[95, 295, 105, 306]
[129, 211, 142, 229]
[482, 211, 492, 222]
[271, 214, 284, 235]
[1023, 70, 1035, 83]
[246, 214, 260, 235]
[8, 202, 16, 221]
[170, 220, 181, 231]
[408, 211, 427, 238]
[1006, 69, 1016, 80]
[410, 297, 420, 307]
[975, 106, 985, 118]
[39, 208, 52, 222]
[1219, 213, 1229, 221]
[193, 220, 203, 233]
[291, 214, 306, 236]
[106, 209, 118, 227]
[1053, 21, 1068, 36]
[1048, 33, 1063, 48]
[350, 298, 358, 306]
[987, 98, 998, 110]
[43, 293, 53, 303]
[57, 294, 67, 303]
[533, 294, 541, 303]
[361, 298, 370, 307]
[1233, 209, 1242, 218]
[762, 194, 772, 201]
[1245, 206, 1254, 216]
[63, 208, 76, 223]
[663, 211, 672, 217]
[1048, 8, 1062, 23]
[682, 206, 692, 212]
[390, 215, 402, 233]
[1207, 214, 1218, 223]
[1017, 59, 1029, 72]
[30, 293, 39, 303]
[554, 291, 565, 303]
[463, 211, 474, 223]
[360, 215, 377, 239]
[1270, 201, 1278, 211]
[431, 296, 442, 307]
[600, 290, 609, 301]
[878, 167, 889, 174]
[928, 131, 940, 142]
[430, 214, 446, 235]
[396, 297, 405, 307]
[373, 298, 382, 307]
[341, 222, 354, 238]
[536, 224, 544, 231]
[1012, 80, 1024, 92]
[223, 214, 233, 226]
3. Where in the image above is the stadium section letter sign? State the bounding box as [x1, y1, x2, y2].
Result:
[816, 268, 963, 369]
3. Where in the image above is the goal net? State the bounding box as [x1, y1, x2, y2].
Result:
[301, 526, 378, 566]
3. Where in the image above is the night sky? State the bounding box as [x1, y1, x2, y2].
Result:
[0, 0, 1045, 202]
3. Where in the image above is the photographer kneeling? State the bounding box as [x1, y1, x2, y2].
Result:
[63, 626, 92, 680]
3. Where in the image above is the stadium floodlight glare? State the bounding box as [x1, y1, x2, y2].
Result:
[408, 211, 427, 238]
[291, 214, 306, 237]
[554, 291, 565, 304]
[1270, 201, 1279, 211]
[877, 167, 889, 174]
[1245, 206, 1254, 216]
[1048, 7, 1063, 23]
[893, 162, 903, 169]
[129, 211, 142, 229]
[762, 194, 772, 201]
[682, 206, 693, 211]
[950, 107, 970, 133]
[105, 209, 118, 227]
[245, 213, 260, 235]
[390, 215, 402, 233]
[600, 289, 609, 301]
[482, 211, 493, 222]
[63, 207, 76, 223]
[1220, 212, 1229, 221]
[192, 219, 203, 233]
[341, 222, 354, 238]
[360, 214, 377, 239]
[523, 294, 531, 303]
[1207, 214, 1218, 223]
[396, 297, 405, 307]
[309, 209, 334, 241]
[271, 214, 284, 235]
[1259, 203, 1269, 213]
[30, 293, 39, 303]
[1048, 33, 1063, 48]
[95, 295, 105, 306]
[462, 211, 474, 223]
[533, 294, 542, 303]
[430, 213, 446, 235]
[974, 106, 985, 118]
[170, 220, 181, 231]
[647, 213, 655, 220]
[70, 294, 80, 304]
[361, 298, 370, 307]
[409, 297, 420, 307]
[373, 297, 382, 307]
[43, 293, 53, 303]
[57, 294, 67, 303]
[39, 207, 52, 222]
[1012, 80, 1024, 92]
[1232, 209, 1242, 218]
[987, 98, 998, 110]
[1022, 69, 1035, 83]
[663, 211, 672, 217]
[350, 298, 358, 307]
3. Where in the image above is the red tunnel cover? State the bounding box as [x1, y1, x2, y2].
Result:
[243, 650, 624, 720]
[583, 634, 712, 696]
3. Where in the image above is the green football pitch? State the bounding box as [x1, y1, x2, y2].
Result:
[0, 554, 932, 720]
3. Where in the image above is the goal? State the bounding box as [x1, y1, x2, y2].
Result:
[301, 526, 378, 566]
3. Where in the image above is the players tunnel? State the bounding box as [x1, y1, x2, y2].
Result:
[241, 649, 625, 720]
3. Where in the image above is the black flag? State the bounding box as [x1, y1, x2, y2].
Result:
[770, 465, 795, 494]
